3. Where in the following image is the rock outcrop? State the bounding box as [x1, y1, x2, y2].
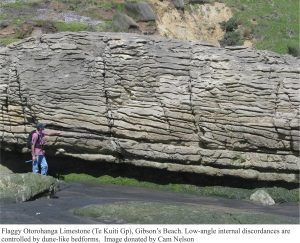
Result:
[0, 164, 61, 203]
[250, 190, 275, 206]
[0, 32, 299, 184]
[112, 13, 139, 33]
[124, 1, 156, 22]
[150, 0, 232, 44]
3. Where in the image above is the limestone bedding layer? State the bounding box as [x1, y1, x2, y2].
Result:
[0, 32, 299, 183]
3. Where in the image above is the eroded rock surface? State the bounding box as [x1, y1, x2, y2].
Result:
[0, 165, 61, 203]
[0, 32, 299, 183]
[250, 190, 275, 206]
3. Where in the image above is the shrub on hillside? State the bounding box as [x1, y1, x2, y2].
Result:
[189, 0, 212, 4]
[14, 23, 34, 39]
[220, 17, 239, 32]
[287, 45, 300, 57]
[219, 31, 242, 47]
[242, 28, 253, 40]
[34, 20, 57, 33]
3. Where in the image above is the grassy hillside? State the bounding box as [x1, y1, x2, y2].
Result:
[0, 1, 298, 53]
[223, 0, 299, 55]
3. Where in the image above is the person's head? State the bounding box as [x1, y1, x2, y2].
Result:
[36, 123, 45, 131]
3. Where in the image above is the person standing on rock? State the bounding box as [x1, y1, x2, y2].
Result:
[31, 123, 61, 175]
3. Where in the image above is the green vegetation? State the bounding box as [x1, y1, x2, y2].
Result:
[189, 0, 212, 4]
[53, 21, 91, 32]
[0, 0, 28, 9]
[0, 0, 126, 46]
[97, 1, 124, 12]
[219, 31, 243, 47]
[34, 19, 57, 32]
[57, 0, 125, 13]
[62, 173, 300, 203]
[73, 201, 298, 224]
[219, 17, 242, 47]
[0, 37, 20, 46]
[288, 45, 300, 57]
[1, 0, 298, 55]
[0, 20, 91, 47]
[220, 17, 239, 32]
[223, 0, 299, 54]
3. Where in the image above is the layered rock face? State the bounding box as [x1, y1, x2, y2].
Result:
[0, 32, 299, 183]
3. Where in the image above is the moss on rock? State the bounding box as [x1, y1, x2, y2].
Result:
[0, 165, 62, 203]
[74, 201, 298, 224]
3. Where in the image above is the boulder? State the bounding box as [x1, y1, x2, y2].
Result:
[0, 32, 299, 184]
[124, 1, 156, 21]
[171, 0, 185, 10]
[0, 21, 9, 29]
[0, 165, 61, 203]
[0, 164, 13, 174]
[250, 190, 276, 206]
[112, 13, 139, 32]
